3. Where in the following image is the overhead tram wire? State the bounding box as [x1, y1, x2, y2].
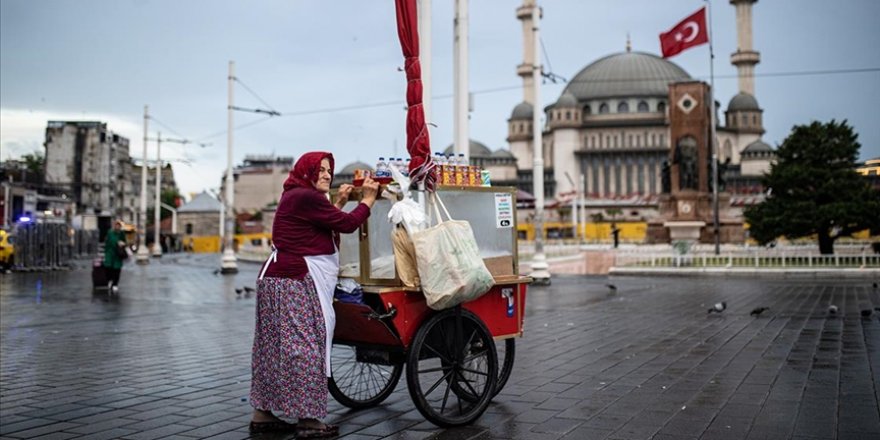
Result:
[185, 65, 878, 141]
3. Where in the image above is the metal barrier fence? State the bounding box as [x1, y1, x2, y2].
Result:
[10, 224, 99, 271]
[614, 251, 880, 269]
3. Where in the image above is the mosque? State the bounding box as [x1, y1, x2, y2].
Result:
[336, 0, 774, 234]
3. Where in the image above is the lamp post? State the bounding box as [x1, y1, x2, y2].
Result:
[152, 132, 163, 257]
[529, 3, 550, 285]
[136, 106, 151, 264]
[221, 60, 238, 274]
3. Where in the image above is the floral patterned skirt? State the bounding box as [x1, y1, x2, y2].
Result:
[249, 274, 328, 419]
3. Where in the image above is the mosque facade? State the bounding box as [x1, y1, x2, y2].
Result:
[507, 0, 773, 222]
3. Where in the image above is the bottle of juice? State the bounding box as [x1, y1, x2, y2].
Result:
[454, 154, 466, 186]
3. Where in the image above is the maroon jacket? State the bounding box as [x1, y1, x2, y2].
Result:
[261, 187, 370, 280]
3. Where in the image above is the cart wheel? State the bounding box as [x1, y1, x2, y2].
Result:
[406, 309, 498, 427]
[495, 338, 515, 396]
[329, 343, 403, 409]
[448, 338, 515, 401]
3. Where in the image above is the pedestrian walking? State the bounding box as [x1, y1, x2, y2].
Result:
[248, 152, 379, 436]
[103, 220, 127, 293]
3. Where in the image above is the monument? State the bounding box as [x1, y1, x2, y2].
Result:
[646, 81, 744, 244]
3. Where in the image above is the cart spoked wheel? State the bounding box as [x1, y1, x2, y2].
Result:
[446, 338, 515, 401]
[329, 343, 403, 409]
[406, 308, 498, 427]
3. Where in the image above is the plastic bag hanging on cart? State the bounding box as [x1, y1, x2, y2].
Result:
[411, 192, 494, 310]
[388, 163, 426, 288]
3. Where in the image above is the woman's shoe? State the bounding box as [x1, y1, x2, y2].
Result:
[296, 423, 339, 438]
[248, 420, 298, 433]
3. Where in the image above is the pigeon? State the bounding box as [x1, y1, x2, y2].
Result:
[212, 268, 221, 275]
[243, 286, 256, 293]
[873, 282, 878, 289]
[828, 305, 838, 315]
[605, 284, 617, 292]
[861, 309, 873, 318]
[750, 307, 769, 317]
[708, 301, 727, 314]
[235, 288, 243, 295]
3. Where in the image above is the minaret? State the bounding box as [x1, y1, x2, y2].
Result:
[730, 0, 760, 96]
[515, 0, 538, 105]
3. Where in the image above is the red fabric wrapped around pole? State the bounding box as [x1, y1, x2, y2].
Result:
[395, 0, 435, 190]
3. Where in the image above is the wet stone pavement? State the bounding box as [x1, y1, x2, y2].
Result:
[1, 253, 880, 440]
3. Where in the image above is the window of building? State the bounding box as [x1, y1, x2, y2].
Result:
[584, 105, 592, 115]
[657, 101, 666, 113]
[651, 133, 656, 145]
[637, 160, 645, 193]
[628, 135, 633, 147]
[617, 102, 629, 113]
[637, 101, 649, 112]
[186, 223, 193, 234]
[565, 111, 571, 121]
[753, 115, 758, 125]
[599, 102, 609, 114]
[742, 114, 748, 126]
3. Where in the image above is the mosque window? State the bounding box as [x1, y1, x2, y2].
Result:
[741, 115, 748, 126]
[566, 111, 571, 121]
[660, 134, 665, 146]
[753, 115, 758, 125]
[637, 161, 645, 193]
[599, 102, 609, 114]
[584, 105, 592, 115]
[618, 102, 629, 113]
[657, 101, 666, 113]
[651, 133, 656, 145]
[637, 101, 649, 112]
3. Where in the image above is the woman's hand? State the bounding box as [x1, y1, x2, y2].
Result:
[361, 177, 380, 208]
[334, 184, 354, 209]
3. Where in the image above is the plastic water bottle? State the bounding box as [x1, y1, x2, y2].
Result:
[402, 157, 410, 177]
[375, 157, 391, 184]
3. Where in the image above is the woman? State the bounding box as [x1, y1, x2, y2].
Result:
[249, 152, 379, 437]
[103, 220, 126, 293]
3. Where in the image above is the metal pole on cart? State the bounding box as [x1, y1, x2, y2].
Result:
[529, 3, 550, 285]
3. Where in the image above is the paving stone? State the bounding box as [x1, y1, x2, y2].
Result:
[3, 256, 880, 439]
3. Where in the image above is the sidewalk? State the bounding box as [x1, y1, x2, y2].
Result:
[2, 254, 880, 439]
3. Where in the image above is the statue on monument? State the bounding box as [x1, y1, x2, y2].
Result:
[673, 137, 699, 191]
[661, 160, 671, 193]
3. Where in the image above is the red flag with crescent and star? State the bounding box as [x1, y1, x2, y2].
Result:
[659, 7, 708, 58]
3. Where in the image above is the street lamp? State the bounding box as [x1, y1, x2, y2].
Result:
[222, 60, 280, 274]
[136, 106, 150, 264]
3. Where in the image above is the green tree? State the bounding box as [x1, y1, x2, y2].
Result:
[744, 120, 880, 254]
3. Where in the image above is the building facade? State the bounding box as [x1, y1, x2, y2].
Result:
[43, 121, 137, 221]
[220, 155, 294, 214]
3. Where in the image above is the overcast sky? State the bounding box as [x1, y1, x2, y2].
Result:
[2, 0, 878, 198]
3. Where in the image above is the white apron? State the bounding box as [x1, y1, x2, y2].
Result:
[259, 246, 338, 377]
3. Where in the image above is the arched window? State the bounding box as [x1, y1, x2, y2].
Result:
[565, 111, 571, 121]
[741, 114, 748, 126]
[599, 102, 609, 114]
[637, 101, 649, 112]
[657, 101, 666, 113]
[617, 102, 629, 113]
[584, 105, 592, 115]
[753, 115, 758, 125]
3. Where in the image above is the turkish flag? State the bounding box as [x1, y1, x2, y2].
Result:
[659, 7, 708, 58]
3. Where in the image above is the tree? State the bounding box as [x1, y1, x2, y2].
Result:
[744, 120, 880, 254]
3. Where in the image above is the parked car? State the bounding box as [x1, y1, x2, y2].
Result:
[0, 229, 14, 269]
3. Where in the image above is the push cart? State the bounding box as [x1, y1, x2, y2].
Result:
[329, 186, 530, 427]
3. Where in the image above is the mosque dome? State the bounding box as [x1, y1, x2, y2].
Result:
[510, 101, 534, 120]
[561, 51, 691, 101]
[741, 139, 773, 157]
[555, 92, 578, 108]
[338, 160, 373, 174]
[727, 92, 761, 112]
[443, 140, 493, 158]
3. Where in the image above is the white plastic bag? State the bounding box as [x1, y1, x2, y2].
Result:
[410, 192, 494, 310]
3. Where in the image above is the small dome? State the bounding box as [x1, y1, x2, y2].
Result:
[555, 92, 578, 108]
[491, 149, 516, 159]
[443, 140, 493, 158]
[178, 191, 221, 213]
[510, 101, 533, 120]
[727, 92, 761, 112]
[741, 139, 773, 157]
[338, 161, 373, 174]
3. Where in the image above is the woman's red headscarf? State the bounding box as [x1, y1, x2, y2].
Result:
[283, 151, 334, 192]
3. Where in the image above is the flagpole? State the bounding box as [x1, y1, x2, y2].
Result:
[706, 0, 720, 255]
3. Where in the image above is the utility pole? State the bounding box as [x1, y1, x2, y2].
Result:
[529, 3, 550, 285]
[152, 132, 163, 257]
[137, 106, 150, 264]
[453, 0, 469, 160]
[221, 60, 238, 274]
